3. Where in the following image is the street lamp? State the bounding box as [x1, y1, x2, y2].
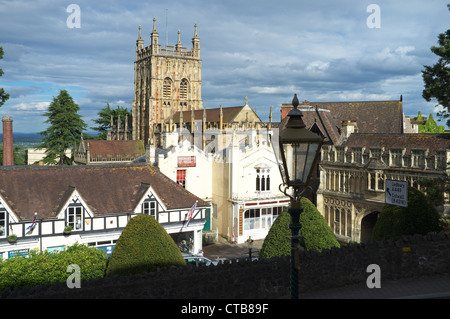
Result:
[246, 236, 254, 260]
[272, 94, 323, 299]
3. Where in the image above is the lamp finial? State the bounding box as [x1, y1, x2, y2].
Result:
[292, 94, 299, 109]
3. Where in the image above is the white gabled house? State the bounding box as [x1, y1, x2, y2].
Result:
[0, 164, 209, 259]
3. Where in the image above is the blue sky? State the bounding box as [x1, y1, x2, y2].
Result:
[0, 0, 449, 133]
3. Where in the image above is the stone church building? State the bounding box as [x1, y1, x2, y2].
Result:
[132, 18, 203, 145]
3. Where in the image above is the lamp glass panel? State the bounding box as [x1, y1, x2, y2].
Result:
[283, 142, 319, 185]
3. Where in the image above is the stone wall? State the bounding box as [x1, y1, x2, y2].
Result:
[2, 232, 449, 299]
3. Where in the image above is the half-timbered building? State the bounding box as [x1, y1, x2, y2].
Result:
[0, 164, 209, 259]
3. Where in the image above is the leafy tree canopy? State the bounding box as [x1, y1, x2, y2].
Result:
[91, 103, 131, 140]
[372, 187, 442, 241]
[38, 89, 86, 165]
[0, 46, 10, 107]
[422, 27, 450, 126]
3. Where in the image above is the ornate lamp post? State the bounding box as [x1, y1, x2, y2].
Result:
[272, 94, 323, 299]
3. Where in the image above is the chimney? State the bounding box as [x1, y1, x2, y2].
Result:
[2, 116, 13, 166]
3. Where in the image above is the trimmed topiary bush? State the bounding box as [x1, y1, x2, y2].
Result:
[0, 242, 108, 290]
[106, 214, 185, 277]
[372, 187, 442, 241]
[259, 197, 340, 259]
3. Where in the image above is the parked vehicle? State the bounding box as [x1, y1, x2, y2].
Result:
[183, 255, 218, 267]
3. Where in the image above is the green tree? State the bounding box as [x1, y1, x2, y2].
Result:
[38, 90, 86, 165]
[259, 198, 340, 259]
[418, 113, 445, 133]
[422, 25, 450, 126]
[91, 103, 131, 140]
[0, 146, 26, 165]
[372, 187, 442, 241]
[0, 46, 10, 107]
[106, 214, 185, 277]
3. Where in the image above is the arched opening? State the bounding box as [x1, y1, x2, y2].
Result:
[360, 211, 380, 244]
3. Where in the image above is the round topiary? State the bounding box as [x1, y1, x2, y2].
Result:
[372, 187, 442, 241]
[259, 197, 340, 259]
[106, 214, 185, 277]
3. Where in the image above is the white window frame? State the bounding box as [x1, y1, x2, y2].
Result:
[67, 206, 83, 231]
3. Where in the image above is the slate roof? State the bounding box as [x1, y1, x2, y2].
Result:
[341, 133, 450, 156]
[278, 106, 341, 145]
[0, 164, 209, 221]
[282, 100, 403, 134]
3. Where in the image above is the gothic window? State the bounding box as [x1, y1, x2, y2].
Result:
[336, 147, 345, 163]
[390, 150, 403, 167]
[163, 78, 172, 99]
[256, 169, 270, 192]
[412, 150, 425, 168]
[180, 79, 188, 100]
[352, 148, 362, 163]
[370, 148, 382, 160]
[436, 151, 446, 169]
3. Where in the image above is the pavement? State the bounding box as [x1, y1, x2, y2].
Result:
[202, 237, 264, 261]
[201, 237, 450, 299]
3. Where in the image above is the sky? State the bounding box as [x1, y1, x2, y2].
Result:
[0, 0, 449, 133]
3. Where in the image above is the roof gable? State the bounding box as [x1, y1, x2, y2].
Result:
[0, 164, 208, 220]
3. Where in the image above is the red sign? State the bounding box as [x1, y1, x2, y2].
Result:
[177, 156, 196, 167]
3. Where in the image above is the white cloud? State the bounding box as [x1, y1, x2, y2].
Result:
[12, 101, 49, 111]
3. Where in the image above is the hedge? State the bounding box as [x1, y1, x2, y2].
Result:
[0, 242, 108, 290]
[373, 186, 442, 241]
[106, 214, 185, 277]
[260, 197, 340, 259]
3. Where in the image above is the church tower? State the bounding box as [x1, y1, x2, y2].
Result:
[132, 18, 203, 145]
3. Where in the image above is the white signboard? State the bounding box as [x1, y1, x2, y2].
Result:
[385, 180, 408, 207]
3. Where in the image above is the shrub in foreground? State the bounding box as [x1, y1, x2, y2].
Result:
[260, 197, 340, 259]
[0, 242, 108, 290]
[106, 214, 185, 277]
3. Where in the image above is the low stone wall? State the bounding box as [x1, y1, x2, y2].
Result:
[2, 232, 449, 299]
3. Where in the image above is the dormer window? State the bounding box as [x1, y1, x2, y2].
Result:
[67, 205, 83, 231]
[143, 199, 157, 219]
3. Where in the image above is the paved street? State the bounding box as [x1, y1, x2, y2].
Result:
[202, 237, 264, 261]
[202, 237, 450, 299]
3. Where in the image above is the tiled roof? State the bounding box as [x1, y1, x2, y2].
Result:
[278, 107, 341, 145]
[342, 133, 450, 156]
[0, 164, 208, 221]
[83, 140, 145, 157]
[282, 100, 403, 134]
[172, 105, 262, 123]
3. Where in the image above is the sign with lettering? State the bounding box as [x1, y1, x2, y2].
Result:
[385, 180, 408, 207]
[177, 156, 196, 167]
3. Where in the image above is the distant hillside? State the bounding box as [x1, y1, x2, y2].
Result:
[0, 133, 42, 147]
